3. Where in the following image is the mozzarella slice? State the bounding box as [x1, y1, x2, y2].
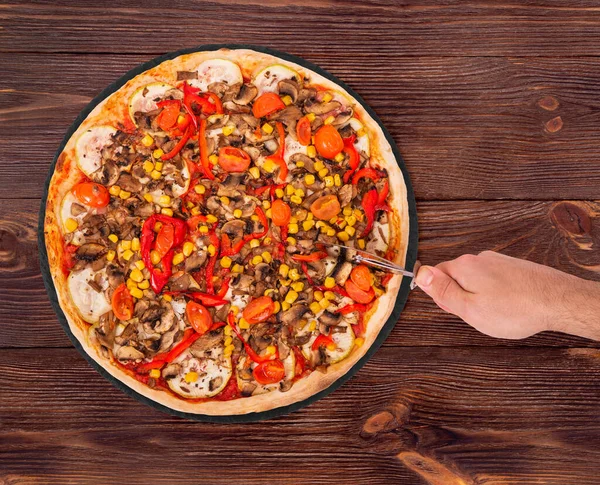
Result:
[302, 321, 355, 364]
[60, 192, 106, 245]
[75, 125, 117, 177]
[253, 64, 301, 95]
[68, 267, 111, 324]
[128, 82, 175, 125]
[348, 118, 370, 157]
[189, 59, 243, 92]
[167, 347, 232, 398]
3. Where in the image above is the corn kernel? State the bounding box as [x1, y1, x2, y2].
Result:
[138, 279, 150, 290]
[307, 145, 317, 158]
[141, 134, 154, 147]
[209, 154, 219, 165]
[239, 318, 250, 329]
[249, 239, 260, 249]
[323, 176, 334, 188]
[262, 200, 271, 210]
[143, 160, 155, 173]
[374, 286, 384, 297]
[275, 188, 284, 198]
[262, 252, 272, 263]
[324, 115, 335, 125]
[314, 160, 325, 172]
[264, 237, 272, 245]
[288, 223, 299, 234]
[318, 168, 329, 178]
[288, 268, 300, 281]
[220, 196, 230, 205]
[332, 174, 342, 187]
[291, 281, 304, 292]
[207, 244, 216, 256]
[281, 95, 293, 106]
[107, 185, 120, 196]
[150, 250, 161, 265]
[337, 220, 347, 229]
[106, 250, 116, 262]
[334, 152, 345, 163]
[150, 170, 162, 180]
[119, 190, 131, 200]
[184, 371, 199, 383]
[182, 241, 194, 257]
[129, 268, 144, 283]
[343, 206, 353, 216]
[279, 264, 290, 278]
[229, 306, 240, 317]
[354, 209, 364, 221]
[130, 287, 144, 299]
[202, 215, 216, 224]
[290, 195, 302, 205]
[354, 338, 364, 348]
[285, 290, 298, 304]
[294, 188, 305, 198]
[306, 113, 316, 122]
[64, 217, 78, 233]
[134, 260, 145, 271]
[231, 264, 243, 274]
[358, 239, 366, 249]
[266, 345, 277, 355]
[296, 161, 305, 168]
[263, 157, 276, 173]
[224, 325, 232, 336]
[224, 336, 233, 347]
[198, 225, 208, 234]
[322, 92, 333, 103]
[272, 301, 281, 313]
[326, 228, 336, 237]
[285, 184, 295, 196]
[157, 195, 170, 207]
[153, 148, 164, 159]
[249, 166, 260, 179]
[337, 231, 350, 242]
[222, 125, 235, 136]
[279, 278, 290, 287]
[324, 277, 335, 289]
[345, 226, 356, 237]
[194, 184, 206, 194]
[233, 209, 242, 218]
[118, 240, 130, 251]
[220, 256, 232, 268]
[142, 193, 153, 203]
[161, 208, 173, 217]
[251, 255, 264, 265]
[262, 123, 274, 134]
[319, 298, 331, 309]
[314, 291, 324, 302]
[307, 213, 314, 221]
[286, 237, 297, 245]
[302, 220, 315, 231]
[357, 128, 366, 137]
[149, 369, 161, 379]
[281, 301, 291, 311]
[126, 278, 137, 289]
[162, 294, 172, 302]
[324, 291, 336, 301]
[309, 302, 322, 315]
[172, 253, 184, 266]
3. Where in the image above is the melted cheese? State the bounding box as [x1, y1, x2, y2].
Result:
[302, 321, 355, 364]
[167, 347, 232, 398]
[68, 267, 111, 324]
[366, 220, 389, 254]
[284, 136, 308, 164]
[189, 59, 243, 92]
[348, 118, 370, 157]
[128, 82, 175, 125]
[60, 192, 106, 245]
[75, 125, 117, 177]
[253, 64, 301, 95]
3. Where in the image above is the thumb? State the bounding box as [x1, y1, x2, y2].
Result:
[414, 265, 469, 317]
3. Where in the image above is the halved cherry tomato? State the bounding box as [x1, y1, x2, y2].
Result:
[72, 182, 110, 208]
[112, 283, 134, 321]
[314, 125, 344, 159]
[154, 223, 174, 260]
[185, 301, 213, 336]
[218, 146, 251, 172]
[345, 279, 375, 304]
[296, 115, 312, 146]
[243, 296, 275, 324]
[252, 92, 285, 118]
[350, 265, 372, 292]
[310, 194, 341, 220]
[252, 359, 285, 385]
[156, 101, 180, 131]
[271, 199, 291, 227]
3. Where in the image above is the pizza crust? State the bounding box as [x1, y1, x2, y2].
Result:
[44, 48, 410, 416]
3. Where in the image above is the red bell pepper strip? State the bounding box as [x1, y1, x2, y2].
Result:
[242, 206, 269, 241]
[198, 118, 215, 180]
[140, 214, 187, 294]
[209, 321, 227, 331]
[186, 214, 208, 231]
[380, 273, 393, 287]
[300, 262, 315, 286]
[311, 332, 335, 351]
[206, 92, 223, 114]
[161, 125, 192, 161]
[265, 122, 288, 182]
[292, 346, 309, 378]
[351, 167, 385, 186]
[164, 290, 228, 307]
[217, 276, 231, 299]
[336, 303, 367, 315]
[291, 251, 328, 262]
[220, 233, 247, 257]
[342, 135, 360, 183]
[133, 328, 199, 374]
[360, 189, 378, 238]
[315, 284, 349, 298]
[227, 312, 275, 364]
[375, 179, 391, 212]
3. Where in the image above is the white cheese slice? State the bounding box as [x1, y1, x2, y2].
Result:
[68, 267, 111, 324]
[189, 59, 243, 92]
[302, 320, 355, 364]
[167, 347, 232, 398]
[60, 192, 106, 246]
[75, 125, 117, 177]
[128, 82, 175, 125]
[253, 64, 301, 95]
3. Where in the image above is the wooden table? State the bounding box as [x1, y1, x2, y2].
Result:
[2, 1, 600, 483]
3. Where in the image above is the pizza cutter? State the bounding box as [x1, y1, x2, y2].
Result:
[320, 243, 421, 289]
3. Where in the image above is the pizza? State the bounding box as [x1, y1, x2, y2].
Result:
[43, 48, 411, 415]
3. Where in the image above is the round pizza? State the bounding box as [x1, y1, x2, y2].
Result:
[43, 48, 411, 416]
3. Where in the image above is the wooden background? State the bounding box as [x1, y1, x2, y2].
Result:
[2, 1, 600, 483]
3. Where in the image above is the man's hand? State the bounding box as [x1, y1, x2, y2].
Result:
[414, 251, 600, 340]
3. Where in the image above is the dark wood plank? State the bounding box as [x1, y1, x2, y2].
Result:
[1, 346, 599, 484]
[4, 1, 600, 56]
[4, 54, 600, 199]
[4, 198, 600, 349]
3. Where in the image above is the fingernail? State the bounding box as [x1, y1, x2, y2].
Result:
[415, 266, 434, 287]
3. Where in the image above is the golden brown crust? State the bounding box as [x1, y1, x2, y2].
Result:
[45, 48, 410, 415]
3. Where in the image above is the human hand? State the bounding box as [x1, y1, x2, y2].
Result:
[414, 251, 600, 340]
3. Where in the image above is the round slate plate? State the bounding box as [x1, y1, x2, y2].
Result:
[38, 44, 418, 423]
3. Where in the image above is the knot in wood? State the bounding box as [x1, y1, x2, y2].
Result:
[545, 116, 563, 133]
[550, 202, 591, 237]
[538, 95, 559, 111]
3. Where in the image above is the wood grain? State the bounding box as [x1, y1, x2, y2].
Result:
[1, 346, 599, 484]
[4, 198, 600, 349]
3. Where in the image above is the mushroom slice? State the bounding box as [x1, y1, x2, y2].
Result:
[332, 261, 353, 286]
[234, 83, 258, 105]
[75, 125, 118, 177]
[90, 159, 120, 186]
[115, 346, 145, 361]
[128, 82, 176, 125]
[253, 64, 301, 95]
[278, 79, 300, 103]
[189, 59, 243, 92]
[332, 107, 354, 127]
[68, 267, 111, 324]
[302, 320, 355, 364]
[60, 192, 106, 245]
[167, 347, 232, 398]
[279, 303, 309, 326]
[304, 98, 342, 116]
[75, 242, 107, 262]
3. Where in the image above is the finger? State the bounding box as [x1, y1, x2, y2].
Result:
[414, 265, 470, 318]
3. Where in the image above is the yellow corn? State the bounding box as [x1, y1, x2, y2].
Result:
[149, 369, 161, 379]
[134, 260, 145, 271]
[291, 281, 304, 292]
[266, 345, 277, 355]
[143, 193, 153, 203]
[220, 196, 230, 205]
[345, 215, 357, 227]
[150, 250, 161, 265]
[326, 228, 336, 237]
[323, 176, 334, 188]
[199, 225, 209, 234]
[251, 255, 263, 265]
[119, 190, 131, 200]
[129, 237, 140, 251]
[334, 152, 345, 163]
[143, 160, 155, 173]
[262, 251, 272, 263]
[150, 170, 162, 180]
[262, 200, 271, 210]
[106, 250, 116, 262]
[305, 175, 316, 189]
[153, 148, 164, 159]
[162, 294, 172, 302]
[220, 256, 232, 268]
[249, 166, 260, 179]
[120, 240, 131, 250]
[263, 157, 277, 173]
[324, 115, 335, 125]
[262, 123, 274, 134]
[314, 160, 324, 172]
[324, 291, 336, 301]
[288, 223, 299, 234]
[230, 264, 243, 274]
[273, 301, 281, 313]
[354, 338, 364, 348]
[286, 237, 297, 245]
[288, 268, 300, 281]
[172, 253, 184, 266]
[239, 318, 250, 329]
[343, 206, 352, 216]
[345, 226, 356, 237]
[222, 125, 235, 136]
[161, 208, 173, 217]
[108, 185, 121, 197]
[126, 278, 137, 290]
[318, 168, 329, 179]
[209, 154, 219, 165]
[182, 241, 194, 257]
[281, 301, 291, 311]
[207, 244, 217, 256]
[290, 195, 302, 205]
[302, 220, 315, 231]
[296, 161, 305, 168]
[281, 95, 293, 106]
[184, 371, 199, 383]
[224, 325, 232, 336]
[319, 298, 331, 309]
[306, 113, 316, 122]
[275, 188, 284, 198]
[138, 279, 150, 290]
[249, 239, 260, 249]
[322, 92, 333, 103]
[337, 231, 350, 242]
[141, 134, 154, 147]
[334, 174, 343, 186]
[194, 184, 206, 194]
[309, 302, 321, 315]
[130, 287, 143, 299]
[307, 145, 317, 158]
[357, 128, 366, 137]
[279, 264, 290, 278]
[264, 237, 272, 245]
[314, 291, 324, 302]
[285, 184, 295, 196]
[224, 336, 233, 347]
[233, 209, 242, 218]
[157, 195, 170, 207]
[354, 209, 363, 221]
[206, 214, 218, 224]
[358, 239, 366, 249]
[64, 217, 79, 233]
[129, 268, 144, 283]
[307, 213, 314, 221]
[324, 277, 335, 289]
[337, 220, 347, 229]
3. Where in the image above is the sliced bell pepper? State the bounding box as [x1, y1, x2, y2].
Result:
[312, 332, 335, 351]
[220, 233, 246, 257]
[242, 206, 269, 241]
[342, 135, 360, 183]
[315, 284, 349, 298]
[300, 262, 315, 286]
[291, 251, 328, 262]
[351, 167, 385, 186]
[265, 122, 288, 182]
[360, 189, 378, 238]
[161, 125, 192, 161]
[336, 303, 367, 315]
[206, 92, 223, 114]
[198, 118, 215, 180]
[217, 276, 231, 299]
[133, 328, 199, 374]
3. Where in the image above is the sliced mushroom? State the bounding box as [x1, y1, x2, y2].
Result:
[279, 303, 309, 325]
[279, 380, 293, 392]
[185, 251, 207, 273]
[332, 108, 354, 127]
[241, 382, 257, 397]
[116, 172, 142, 193]
[278, 79, 299, 102]
[268, 105, 302, 130]
[157, 327, 178, 353]
[154, 304, 176, 333]
[305, 98, 342, 116]
[75, 243, 106, 262]
[209, 376, 224, 392]
[290, 153, 315, 172]
[190, 329, 224, 358]
[234, 83, 258, 105]
[333, 261, 353, 286]
[115, 345, 145, 361]
[221, 219, 246, 243]
[297, 87, 317, 104]
[338, 183, 354, 207]
[254, 262, 273, 283]
[162, 362, 181, 379]
[90, 159, 120, 186]
[170, 273, 200, 292]
[106, 265, 124, 289]
[320, 311, 342, 326]
[141, 305, 164, 323]
[177, 70, 197, 81]
[70, 202, 87, 217]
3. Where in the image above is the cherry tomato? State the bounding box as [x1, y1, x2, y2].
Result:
[296, 116, 312, 146]
[271, 199, 291, 227]
[310, 194, 341, 220]
[177, 112, 191, 131]
[252, 92, 285, 118]
[111, 283, 134, 321]
[72, 182, 110, 208]
[218, 146, 251, 172]
[242, 296, 275, 324]
[350, 265, 372, 292]
[154, 223, 174, 261]
[156, 102, 180, 131]
[314, 125, 344, 159]
[345, 279, 375, 304]
[186, 301, 213, 336]
[253, 359, 285, 385]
